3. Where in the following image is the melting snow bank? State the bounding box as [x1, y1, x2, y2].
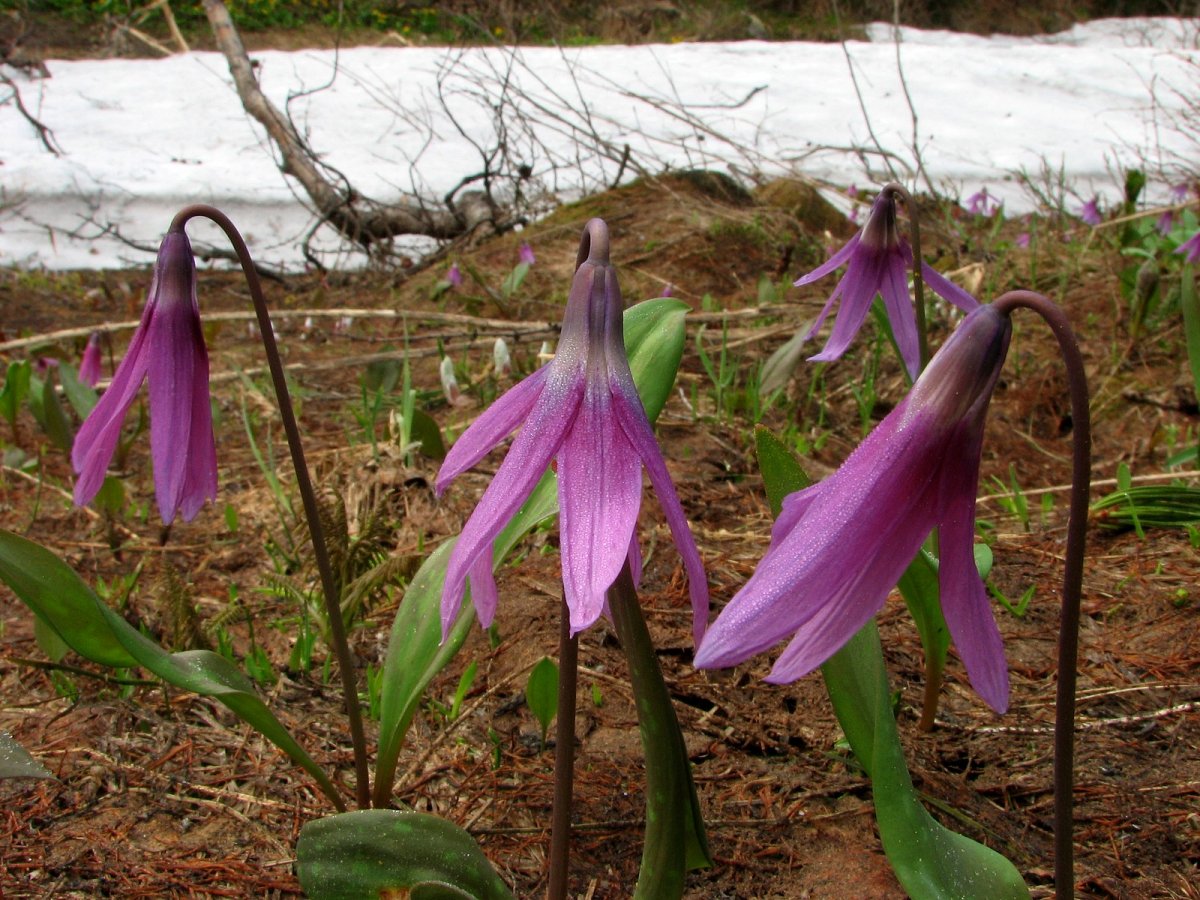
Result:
[1, 16, 1196, 270]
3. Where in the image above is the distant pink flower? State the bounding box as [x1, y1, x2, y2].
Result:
[34, 357, 58, 376]
[447, 262, 463, 288]
[1015, 232, 1031, 249]
[1177, 230, 1200, 264]
[1080, 197, 1102, 226]
[661, 283, 674, 298]
[965, 187, 999, 217]
[79, 332, 103, 387]
[518, 242, 536, 266]
[846, 183, 859, 198]
[1170, 182, 1190, 203]
[436, 218, 708, 642]
[695, 304, 1014, 712]
[1157, 211, 1175, 236]
[795, 186, 979, 379]
[72, 231, 217, 524]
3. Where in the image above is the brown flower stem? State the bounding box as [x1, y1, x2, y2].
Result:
[547, 595, 579, 900]
[887, 182, 930, 372]
[171, 204, 370, 812]
[994, 290, 1091, 900]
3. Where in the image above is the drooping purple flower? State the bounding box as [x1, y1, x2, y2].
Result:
[1157, 211, 1175, 236]
[1170, 182, 1190, 203]
[34, 356, 58, 376]
[436, 218, 708, 642]
[794, 186, 979, 379]
[79, 332, 103, 388]
[1177, 230, 1200, 264]
[1015, 232, 1031, 249]
[447, 262, 464, 288]
[72, 230, 217, 524]
[965, 187, 998, 217]
[518, 242, 536, 266]
[695, 304, 1014, 712]
[1080, 197, 1102, 226]
[661, 282, 674, 298]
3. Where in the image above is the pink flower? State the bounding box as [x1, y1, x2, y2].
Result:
[79, 332, 103, 388]
[1157, 211, 1175, 237]
[436, 219, 707, 642]
[696, 304, 1014, 712]
[1015, 232, 1031, 249]
[518, 242, 536, 266]
[1080, 198, 1102, 226]
[72, 231, 217, 524]
[965, 187, 999, 217]
[795, 186, 979, 379]
[447, 262, 463, 288]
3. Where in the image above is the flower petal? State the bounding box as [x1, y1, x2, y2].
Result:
[806, 251, 883, 364]
[467, 547, 499, 629]
[794, 233, 861, 287]
[435, 365, 550, 495]
[440, 368, 583, 636]
[71, 316, 152, 507]
[611, 378, 710, 644]
[921, 262, 980, 313]
[936, 416, 1009, 713]
[558, 380, 644, 635]
[879, 251, 920, 378]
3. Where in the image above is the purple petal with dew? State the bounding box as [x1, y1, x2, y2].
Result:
[611, 377, 710, 645]
[435, 365, 550, 495]
[879, 250, 919, 378]
[146, 282, 211, 523]
[806, 249, 882, 363]
[770, 480, 827, 545]
[764, 492, 937, 682]
[695, 401, 945, 670]
[440, 371, 583, 637]
[71, 318, 152, 507]
[936, 416, 1010, 712]
[921, 262, 980, 313]
[175, 339, 218, 523]
[794, 233, 860, 287]
[558, 380, 644, 635]
[467, 547, 500, 629]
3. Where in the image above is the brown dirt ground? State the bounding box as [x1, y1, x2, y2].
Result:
[1, 174, 1199, 898]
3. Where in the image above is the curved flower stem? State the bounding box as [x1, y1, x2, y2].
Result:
[170, 204, 371, 812]
[994, 289, 1091, 900]
[547, 596, 579, 900]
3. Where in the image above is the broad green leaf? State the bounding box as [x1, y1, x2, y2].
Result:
[0, 360, 31, 427]
[28, 371, 74, 453]
[823, 625, 1028, 899]
[0, 731, 53, 780]
[364, 356, 402, 393]
[0, 530, 342, 809]
[756, 428, 1028, 899]
[525, 656, 558, 745]
[608, 566, 711, 899]
[624, 297, 689, 422]
[296, 809, 513, 900]
[754, 425, 811, 514]
[34, 614, 70, 663]
[58, 363, 98, 419]
[374, 299, 690, 805]
[409, 407, 447, 460]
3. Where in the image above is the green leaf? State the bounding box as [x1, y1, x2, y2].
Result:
[754, 425, 811, 515]
[58, 363, 98, 419]
[409, 407, 447, 460]
[823, 625, 1028, 900]
[525, 656, 558, 745]
[0, 360, 31, 428]
[0, 529, 343, 809]
[0, 731, 53, 780]
[1180, 266, 1200, 424]
[296, 809, 513, 900]
[28, 371, 74, 453]
[624, 297, 689, 422]
[34, 614, 70, 663]
[608, 566, 711, 899]
[755, 427, 1027, 899]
